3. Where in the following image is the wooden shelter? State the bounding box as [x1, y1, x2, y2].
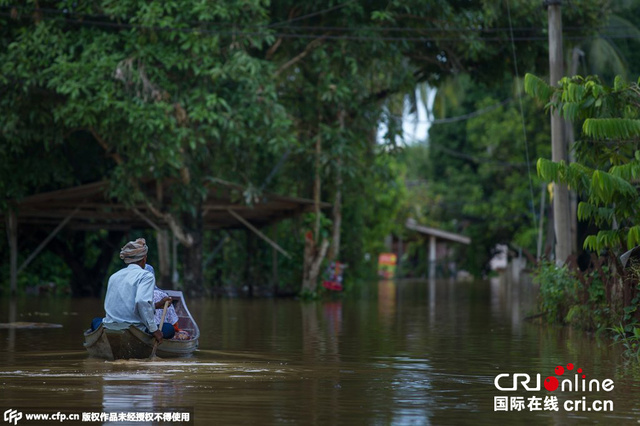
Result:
[5, 180, 329, 293]
[12, 180, 326, 230]
[405, 218, 471, 279]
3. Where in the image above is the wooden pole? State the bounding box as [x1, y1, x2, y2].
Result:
[429, 235, 437, 280]
[397, 236, 403, 279]
[7, 210, 17, 295]
[171, 233, 178, 287]
[548, 0, 571, 265]
[156, 229, 171, 288]
[150, 300, 170, 359]
[203, 232, 228, 268]
[18, 206, 80, 274]
[227, 209, 291, 258]
[132, 208, 162, 231]
[155, 181, 171, 288]
[271, 226, 279, 295]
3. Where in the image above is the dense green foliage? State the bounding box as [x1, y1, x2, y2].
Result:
[523, 2, 640, 353]
[394, 1, 612, 275]
[526, 73, 640, 253]
[534, 262, 580, 324]
[533, 261, 609, 331]
[402, 76, 551, 275]
[0, 0, 614, 295]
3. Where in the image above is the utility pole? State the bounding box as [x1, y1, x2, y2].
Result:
[547, 0, 571, 264]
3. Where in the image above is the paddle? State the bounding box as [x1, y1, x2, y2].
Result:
[150, 300, 170, 360]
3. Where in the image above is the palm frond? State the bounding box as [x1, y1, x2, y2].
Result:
[626, 225, 640, 250]
[589, 37, 627, 80]
[582, 118, 640, 139]
[590, 169, 637, 204]
[524, 73, 554, 102]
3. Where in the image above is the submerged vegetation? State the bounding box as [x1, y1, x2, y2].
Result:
[533, 262, 610, 331]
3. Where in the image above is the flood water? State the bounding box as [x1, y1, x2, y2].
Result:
[1, 277, 640, 425]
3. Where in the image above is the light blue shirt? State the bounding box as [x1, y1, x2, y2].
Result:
[103, 264, 158, 333]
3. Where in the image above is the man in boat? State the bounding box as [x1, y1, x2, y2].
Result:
[93, 238, 174, 343]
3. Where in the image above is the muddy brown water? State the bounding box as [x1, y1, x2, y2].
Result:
[1, 278, 640, 425]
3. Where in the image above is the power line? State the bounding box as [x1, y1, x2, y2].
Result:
[2, 7, 640, 43]
[4, 12, 636, 44]
[1, 5, 632, 34]
[268, 0, 357, 28]
[428, 143, 529, 168]
[430, 99, 512, 124]
[506, 0, 538, 232]
[394, 99, 510, 125]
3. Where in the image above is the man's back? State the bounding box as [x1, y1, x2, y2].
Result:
[103, 264, 157, 332]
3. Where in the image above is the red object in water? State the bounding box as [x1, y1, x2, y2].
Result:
[322, 281, 343, 292]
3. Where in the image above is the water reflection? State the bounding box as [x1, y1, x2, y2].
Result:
[0, 280, 637, 424]
[490, 272, 537, 334]
[8, 297, 16, 354]
[429, 277, 436, 326]
[377, 280, 396, 327]
[100, 366, 192, 425]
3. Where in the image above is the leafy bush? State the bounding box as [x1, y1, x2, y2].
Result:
[534, 261, 579, 324]
[611, 323, 640, 359]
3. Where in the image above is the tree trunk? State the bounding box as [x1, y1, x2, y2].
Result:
[328, 110, 346, 262]
[182, 207, 204, 297]
[302, 113, 330, 294]
[302, 232, 330, 294]
[156, 229, 172, 288]
[313, 127, 322, 243]
[245, 230, 257, 298]
[328, 163, 342, 262]
[155, 180, 172, 288]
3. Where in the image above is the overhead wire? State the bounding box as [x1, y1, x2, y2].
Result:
[268, 0, 357, 28]
[429, 99, 512, 125]
[1, 7, 640, 43]
[428, 144, 529, 169]
[506, 0, 539, 231]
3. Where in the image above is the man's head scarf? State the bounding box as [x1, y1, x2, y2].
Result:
[120, 238, 148, 264]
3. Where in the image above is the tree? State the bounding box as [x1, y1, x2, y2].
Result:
[526, 73, 640, 254]
[1, 0, 292, 295]
[401, 75, 551, 275]
[0, 0, 613, 295]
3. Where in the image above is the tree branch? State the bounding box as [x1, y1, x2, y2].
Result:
[274, 36, 327, 78]
[89, 127, 124, 165]
[145, 201, 194, 247]
[265, 37, 283, 60]
[89, 127, 194, 247]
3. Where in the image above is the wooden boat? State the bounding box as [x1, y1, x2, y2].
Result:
[84, 290, 200, 360]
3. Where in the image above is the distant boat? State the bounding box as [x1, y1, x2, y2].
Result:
[84, 290, 200, 360]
